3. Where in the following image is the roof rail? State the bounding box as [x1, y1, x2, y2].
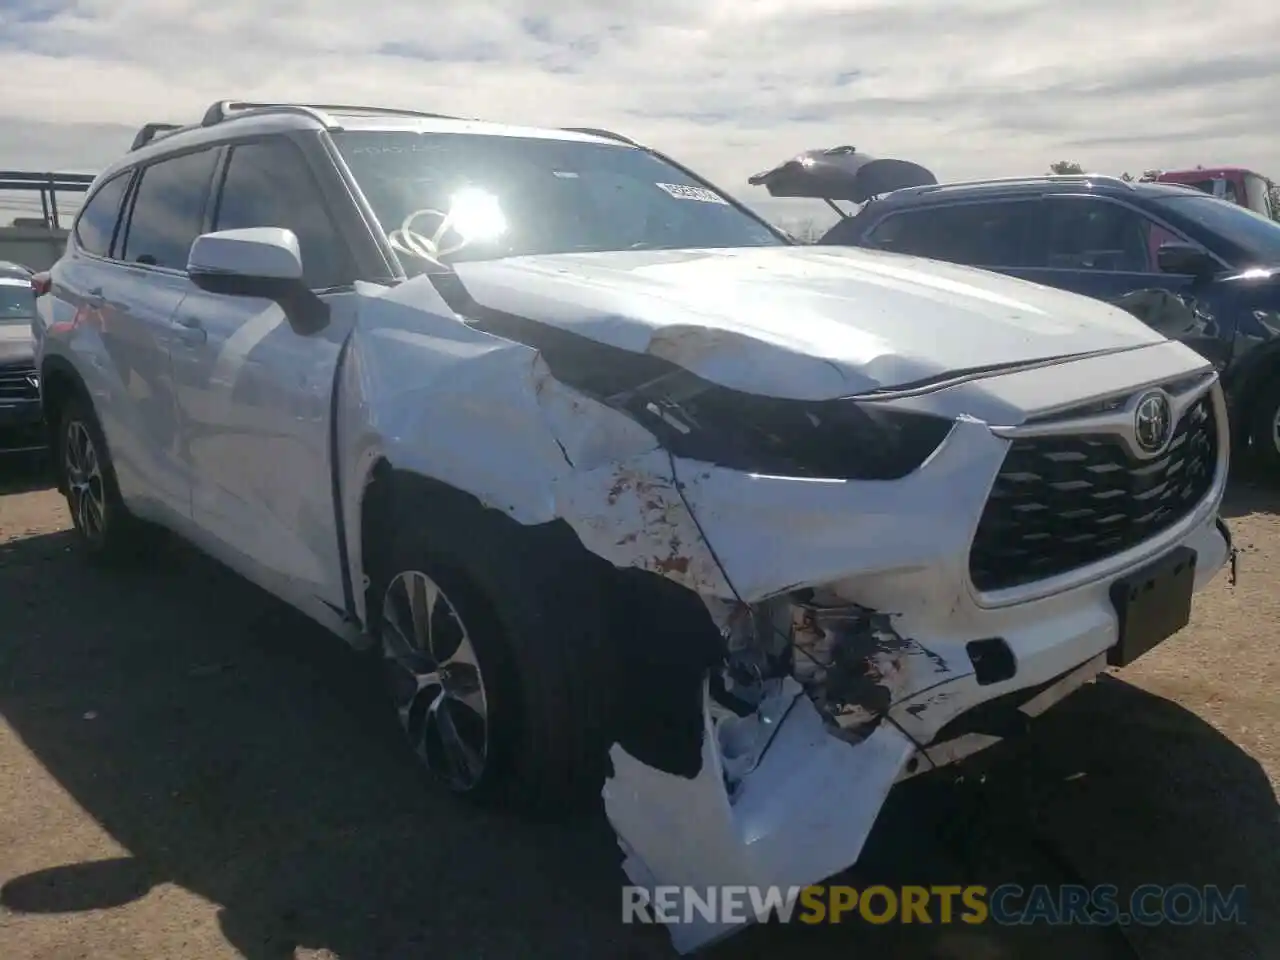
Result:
[1048, 173, 1135, 189]
[130, 122, 185, 151]
[200, 100, 458, 128]
[912, 173, 1137, 194]
[560, 126, 638, 146]
[202, 101, 331, 127]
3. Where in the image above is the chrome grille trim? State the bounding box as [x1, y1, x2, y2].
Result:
[0, 360, 39, 402]
[969, 375, 1229, 608]
[989, 371, 1216, 461]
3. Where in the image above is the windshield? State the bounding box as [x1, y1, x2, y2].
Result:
[1182, 178, 1221, 196]
[332, 130, 783, 265]
[0, 282, 34, 323]
[1149, 193, 1280, 264]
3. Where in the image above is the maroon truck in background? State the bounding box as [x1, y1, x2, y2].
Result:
[1151, 167, 1275, 220]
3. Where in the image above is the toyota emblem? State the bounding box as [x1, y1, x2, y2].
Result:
[1134, 391, 1173, 454]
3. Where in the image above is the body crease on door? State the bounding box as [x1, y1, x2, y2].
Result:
[168, 288, 357, 614]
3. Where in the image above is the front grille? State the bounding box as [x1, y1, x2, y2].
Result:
[0, 362, 39, 402]
[969, 392, 1218, 593]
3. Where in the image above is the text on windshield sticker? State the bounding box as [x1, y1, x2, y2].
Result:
[654, 183, 729, 204]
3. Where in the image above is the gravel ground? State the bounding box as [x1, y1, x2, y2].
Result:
[0, 460, 1276, 960]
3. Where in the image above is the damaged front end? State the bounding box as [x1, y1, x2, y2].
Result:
[606, 594, 937, 954]
[713, 593, 946, 755]
[453, 314, 1155, 955]
[358, 262, 1230, 956]
[605, 588, 1109, 954]
[407, 305, 994, 953]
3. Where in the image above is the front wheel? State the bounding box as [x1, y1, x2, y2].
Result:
[379, 565, 500, 797]
[369, 502, 619, 814]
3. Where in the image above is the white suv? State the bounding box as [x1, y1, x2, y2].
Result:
[34, 101, 1234, 953]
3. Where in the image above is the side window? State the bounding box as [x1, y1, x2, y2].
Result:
[213, 139, 347, 288]
[865, 202, 1036, 267]
[121, 149, 219, 269]
[1044, 198, 1156, 273]
[74, 172, 131, 258]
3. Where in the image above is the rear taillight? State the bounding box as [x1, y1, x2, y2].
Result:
[31, 273, 51, 297]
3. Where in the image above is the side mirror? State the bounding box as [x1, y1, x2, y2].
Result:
[187, 228, 329, 334]
[1156, 241, 1217, 280]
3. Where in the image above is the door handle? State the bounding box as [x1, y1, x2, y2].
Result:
[175, 315, 207, 345]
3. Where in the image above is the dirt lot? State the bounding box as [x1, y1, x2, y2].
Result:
[0, 461, 1277, 960]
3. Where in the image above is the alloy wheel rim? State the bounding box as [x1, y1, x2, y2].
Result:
[64, 420, 106, 542]
[381, 570, 490, 791]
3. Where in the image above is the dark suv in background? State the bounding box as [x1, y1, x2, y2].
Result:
[752, 152, 1280, 469]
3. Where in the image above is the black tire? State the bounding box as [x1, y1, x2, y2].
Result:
[368, 496, 618, 815]
[55, 394, 152, 563]
[1246, 378, 1280, 474]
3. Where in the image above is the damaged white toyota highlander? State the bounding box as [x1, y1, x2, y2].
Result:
[34, 102, 1234, 953]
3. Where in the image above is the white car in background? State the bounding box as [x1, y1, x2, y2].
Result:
[0, 269, 43, 455]
[34, 100, 1234, 953]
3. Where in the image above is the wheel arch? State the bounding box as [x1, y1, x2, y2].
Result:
[38, 354, 92, 492]
[354, 458, 727, 789]
[355, 462, 599, 625]
[1224, 341, 1280, 438]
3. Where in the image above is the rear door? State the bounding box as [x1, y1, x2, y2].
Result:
[107, 146, 222, 519]
[168, 135, 359, 614]
[48, 170, 134, 473]
[51, 150, 219, 522]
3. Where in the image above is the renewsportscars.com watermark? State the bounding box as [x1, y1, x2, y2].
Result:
[623, 883, 1249, 928]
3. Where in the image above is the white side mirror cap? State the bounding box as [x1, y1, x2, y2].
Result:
[187, 228, 303, 282]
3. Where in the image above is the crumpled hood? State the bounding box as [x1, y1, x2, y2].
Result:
[0, 322, 34, 364]
[452, 245, 1166, 400]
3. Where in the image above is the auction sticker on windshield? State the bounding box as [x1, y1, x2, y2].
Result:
[655, 182, 729, 204]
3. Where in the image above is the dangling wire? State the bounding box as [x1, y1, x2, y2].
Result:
[663, 447, 949, 773]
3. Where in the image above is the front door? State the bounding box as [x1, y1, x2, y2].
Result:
[169, 136, 359, 613]
[1015, 195, 1231, 368]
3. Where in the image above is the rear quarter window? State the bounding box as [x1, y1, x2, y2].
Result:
[74, 172, 131, 258]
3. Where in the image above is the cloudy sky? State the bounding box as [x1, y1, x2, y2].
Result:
[0, 0, 1276, 227]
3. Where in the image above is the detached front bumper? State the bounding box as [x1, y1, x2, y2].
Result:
[604, 508, 1232, 954]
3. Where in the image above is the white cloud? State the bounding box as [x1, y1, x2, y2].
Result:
[0, 0, 1277, 228]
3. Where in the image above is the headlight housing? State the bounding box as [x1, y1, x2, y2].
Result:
[614, 373, 954, 480]
[470, 311, 955, 480]
[525, 328, 953, 480]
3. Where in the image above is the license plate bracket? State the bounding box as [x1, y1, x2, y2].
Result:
[1108, 546, 1197, 668]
